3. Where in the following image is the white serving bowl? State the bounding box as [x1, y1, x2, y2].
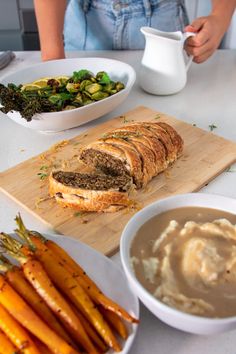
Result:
[1, 57, 136, 132]
[120, 193, 236, 335]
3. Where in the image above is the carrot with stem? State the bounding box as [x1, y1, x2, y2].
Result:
[0, 303, 40, 354]
[15, 214, 139, 324]
[0, 237, 97, 354]
[4, 232, 121, 352]
[0, 255, 74, 346]
[22, 257, 98, 353]
[0, 329, 19, 354]
[0, 273, 79, 354]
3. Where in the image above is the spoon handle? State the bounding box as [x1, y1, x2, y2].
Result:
[0, 51, 15, 70]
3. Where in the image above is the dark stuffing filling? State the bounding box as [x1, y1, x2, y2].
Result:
[53, 171, 131, 192]
[80, 148, 129, 176]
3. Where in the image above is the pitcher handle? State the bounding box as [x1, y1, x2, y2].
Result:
[183, 32, 197, 72]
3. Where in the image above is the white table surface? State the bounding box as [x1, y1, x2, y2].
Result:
[0, 50, 236, 354]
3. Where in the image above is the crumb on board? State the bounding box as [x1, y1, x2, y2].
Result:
[123, 199, 143, 214]
[34, 196, 53, 209]
[164, 169, 171, 178]
[73, 211, 89, 223]
[143, 186, 152, 193]
[49, 140, 69, 152]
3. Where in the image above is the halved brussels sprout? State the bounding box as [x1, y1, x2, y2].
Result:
[91, 91, 109, 100]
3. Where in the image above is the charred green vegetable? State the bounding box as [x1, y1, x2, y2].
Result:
[0, 69, 125, 121]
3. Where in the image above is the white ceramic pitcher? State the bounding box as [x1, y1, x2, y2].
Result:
[139, 27, 196, 95]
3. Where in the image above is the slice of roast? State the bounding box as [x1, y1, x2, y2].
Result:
[49, 171, 133, 212]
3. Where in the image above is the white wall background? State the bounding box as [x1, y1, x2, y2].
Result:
[185, 0, 236, 48]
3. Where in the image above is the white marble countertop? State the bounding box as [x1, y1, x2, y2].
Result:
[0, 50, 236, 354]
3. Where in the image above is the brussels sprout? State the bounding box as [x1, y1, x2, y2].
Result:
[96, 71, 111, 84]
[74, 92, 83, 104]
[83, 98, 94, 105]
[63, 105, 77, 110]
[102, 82, 116, 93]
[80, 80, 93, 91]
[115, 82, 125, 91]
[85, 83, 103, 94]
[90, 77, 97, 83]
[66, 82, 80, 93]
[82, 91, 93, 99]
[91, 91, 109, 100]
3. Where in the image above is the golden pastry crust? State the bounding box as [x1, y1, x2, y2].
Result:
[54, 195, 127, 213]
[49, 172, 131, 212]
[154, 122, 184, 156]
[108, 127, 168, 175]
[130, 122, 177, 163]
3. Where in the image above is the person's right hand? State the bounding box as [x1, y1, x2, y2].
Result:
[184, 14, 229, 63]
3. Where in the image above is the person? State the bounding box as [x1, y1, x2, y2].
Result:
[34, 0, 236, 63]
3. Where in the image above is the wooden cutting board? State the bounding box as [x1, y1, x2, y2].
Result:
[1, 106, 236, 256]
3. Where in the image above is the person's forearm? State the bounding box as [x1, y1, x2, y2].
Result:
[211, 0, 236, 29]
[34, 0, 67, 61]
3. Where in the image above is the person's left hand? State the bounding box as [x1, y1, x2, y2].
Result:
[184, 14, 228, 63]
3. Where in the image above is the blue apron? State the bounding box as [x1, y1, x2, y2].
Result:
[64, 0, 189, 50]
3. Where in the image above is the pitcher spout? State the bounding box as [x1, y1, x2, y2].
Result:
[140, 27, 182, 41]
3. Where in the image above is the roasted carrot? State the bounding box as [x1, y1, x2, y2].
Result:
[69, 302, 108, 353]
[28, 248, 120, 351]
[22, 257, 98, 354]
[37, 237, 137, 324]
[0, 275, 79, 354]
[44, 238, 100, 291]
[32, 336, 55, 354]
[0, 303, 40, 354]
[99, 307, 128, 340]
[26, 244, 121, 350]
[0, 256, 73, 346]
[0, 237, 97, 354]
[0, 329, 18, 354]
[9, 230, 121, 351]
[15, 216, 138, 324]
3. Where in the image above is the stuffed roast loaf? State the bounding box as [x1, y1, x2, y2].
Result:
[49, 121, 183, 212]
[49, 171, 132, 212]
[80, 121, 183, 188]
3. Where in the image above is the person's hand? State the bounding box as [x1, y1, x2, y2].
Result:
[184, 14, 229, 63]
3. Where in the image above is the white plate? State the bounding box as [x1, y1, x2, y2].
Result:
[1, 57, 136, 132]
[45, 232, 139, 353]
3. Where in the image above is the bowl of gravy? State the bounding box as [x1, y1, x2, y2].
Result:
[120, 193, 236, 335]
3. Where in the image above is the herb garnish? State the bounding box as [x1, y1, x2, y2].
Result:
[37, 172, 48, 180]
[74, 212, 83, 217]
[209, 124, 217, 131]
[39, 165, 49, 171]
[121, 115, 129, 123]
[226, 166, 236, 172]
